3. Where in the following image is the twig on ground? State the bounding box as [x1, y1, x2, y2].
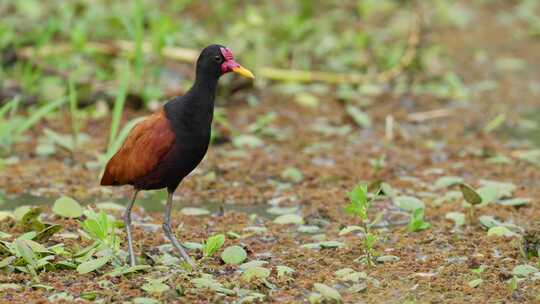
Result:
[16, 5, 423, 86]
[407, 108, 456, 122]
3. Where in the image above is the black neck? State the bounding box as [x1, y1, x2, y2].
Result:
[164, 72, 218, 131]
[190, 70, 219, 102]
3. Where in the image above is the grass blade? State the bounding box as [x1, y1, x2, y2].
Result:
[107, 64, 130, 152]
[68, 76, 79, 152]
[15, 97, 66, 135]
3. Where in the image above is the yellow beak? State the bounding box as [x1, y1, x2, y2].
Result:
[232, 66, 255, 79]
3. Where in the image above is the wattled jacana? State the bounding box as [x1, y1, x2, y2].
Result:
[101, 45, 254, 267]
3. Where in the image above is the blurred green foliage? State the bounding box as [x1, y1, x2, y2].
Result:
[0, 0, 494, 105]
[0, 0, 538, 150]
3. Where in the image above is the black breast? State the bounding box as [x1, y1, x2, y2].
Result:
[133, 96, 213, 191]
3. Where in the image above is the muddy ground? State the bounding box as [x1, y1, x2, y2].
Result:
[1, 2, 540, 304]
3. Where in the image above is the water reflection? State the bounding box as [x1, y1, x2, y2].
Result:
[0, 193, 269, 217]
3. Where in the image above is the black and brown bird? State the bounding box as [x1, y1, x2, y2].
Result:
[100, 45, 254, 267]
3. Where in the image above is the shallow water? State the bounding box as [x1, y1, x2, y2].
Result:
[0, 193, 270, 217]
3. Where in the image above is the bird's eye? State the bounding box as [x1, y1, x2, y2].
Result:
[213, 55, 222, 62]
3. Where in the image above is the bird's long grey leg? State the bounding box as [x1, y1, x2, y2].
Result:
[163, 191, 195, 267]
[124, 190, 139, 267]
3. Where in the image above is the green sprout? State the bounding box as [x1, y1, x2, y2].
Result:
[202, 234, 225, 257]
[459, 183, 482, 225]
[408, 208, 431, 232]
[344, 183, 380, 268]
[76, 210, 124, 272]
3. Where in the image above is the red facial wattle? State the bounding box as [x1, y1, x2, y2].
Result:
[219, 47, 255, 79]
[220, 47, 239, 73]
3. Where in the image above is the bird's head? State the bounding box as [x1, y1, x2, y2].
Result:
[197, 44, 255, 80]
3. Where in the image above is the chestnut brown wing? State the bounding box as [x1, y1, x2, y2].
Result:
[100, 109, 175, 186]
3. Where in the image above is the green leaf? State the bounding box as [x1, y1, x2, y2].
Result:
[133, 297, 160, 304]
[95, 202, 125, 211]
[345, 183, 369, 220]
[280, 167, 304, 183]
[180, 207, 210, 216]
[0, 256, 16, 268]
[20, 207, 45, 232]
[313, 283, 342, 303]
[221, 246, 247, 265]
[267, 206, 299, 215]
[295, 92, 319, 108]
[31, 284, 54, 291]
[77, 256, 111, 274]
[445, 212, 465, 227]
[52, 196, 83, 218]
[16, 239, 36, 266]
[273, 214, 304, 225]
[483, 113, 506, 133]
[478, 180, 516, 197]
[468, 278, 483, 288]
[338, 225, 364, 236]
[512, 264, 538, 277]
[497, 198, 531, 207]
[297, 225, 321, 234]
[34, 225, 63, 243]
[141, 279, 170, 294]
[0, 231, 11, 239]
[182, 242, 203, 250]
[487, 226, 517, 237]
[433, 176, 464, 189]
[0, 283, 22, 291]
[476, 185, 500, 204]
[0, 212, 13, 222]
[239, 260, 268, 270]
[105, 265, 151, 277]
[202, 234, 225, 257]
[348, 184, 368, 205]
[345, 105, 371, 128]
[478, 215, 500, 229]
[190, 275, 235, 295]
[277, 265, 295, 278]
[335, 268, 367, 282]
[301, 241, 346, 250]
[80, 291, 99, 301]
[232, 134, 264, 149]
[459, 183, 482, 205]
[364, 233, 377, 249]
[408, 208, 431, 232]
[376, 255, 400, 263]
[13, 206, 32, 221]
[241, 266, 271, 282]
[508, 276, 518, 291]
[394, 196, 425, 212]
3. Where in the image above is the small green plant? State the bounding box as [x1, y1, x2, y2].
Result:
[468, 265, 485, 288]
[408, 208, 431, 232]
[0, 209, 65, 280]
[202, 234, 225, 257]
[344, 183, 379, 268]
[459, 183, 482, 225]
[77, 210, 123, 272]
